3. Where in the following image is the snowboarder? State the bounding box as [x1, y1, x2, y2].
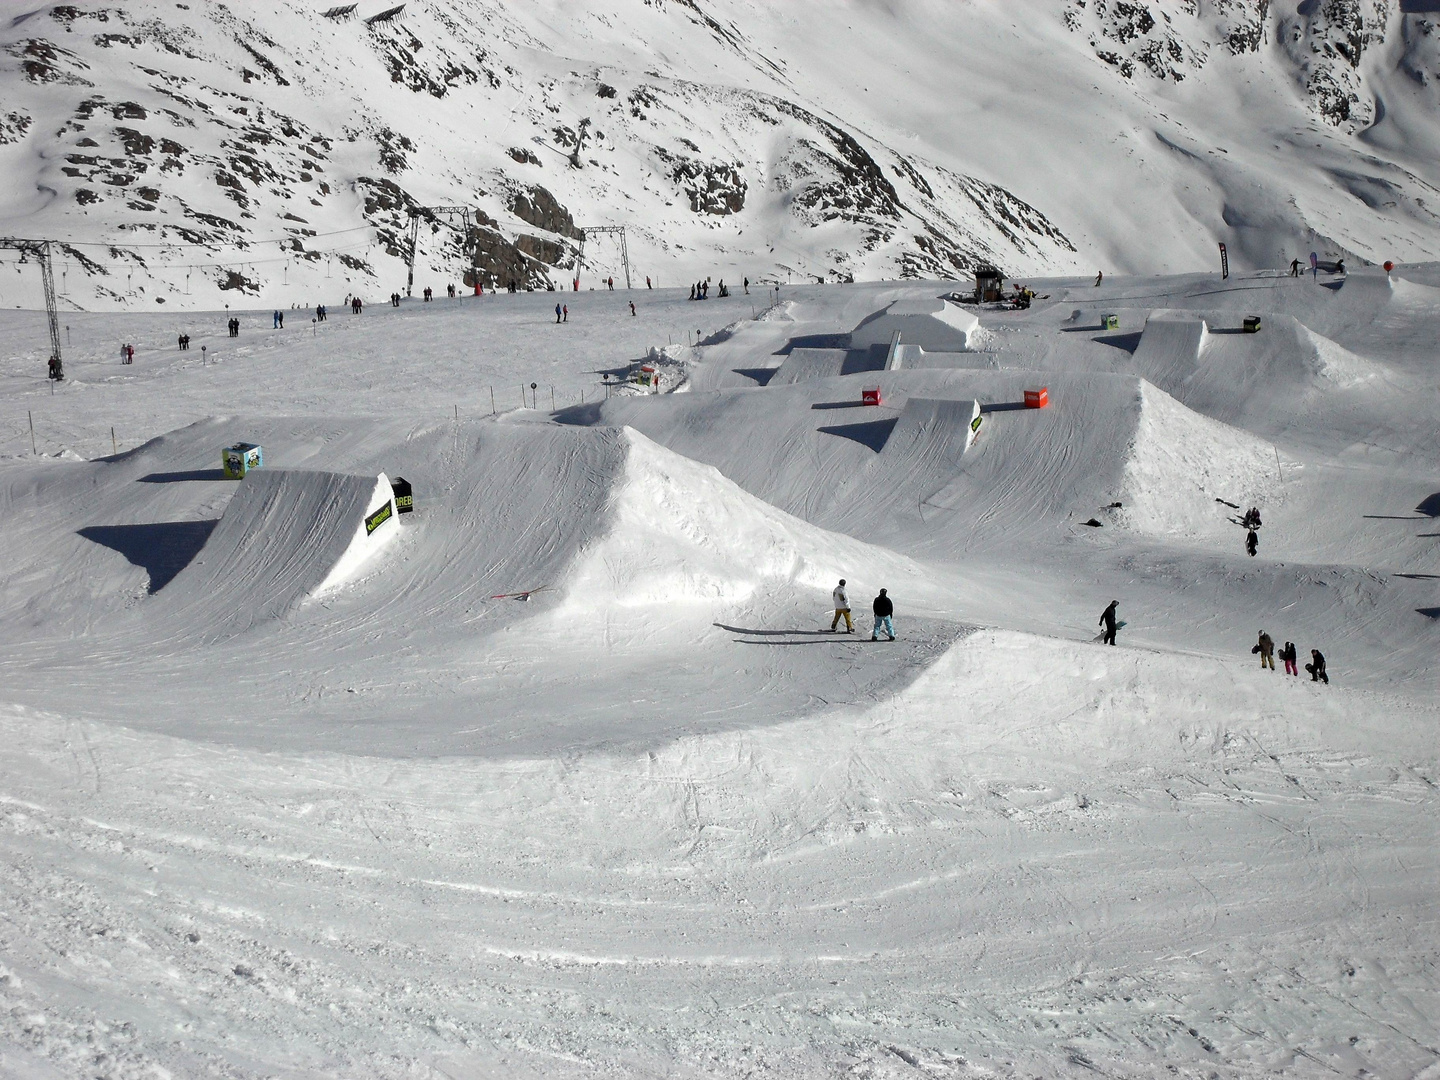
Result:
[1281, 640, 1298, 676]
[1094, 270, 1103, 287]
[1252, 631, 1275, 670]
[1289, 258, 1300, 277]
[689, 284, 696, 301]
[563, 304, 568, 322]
[1305, 649, 1328, 683]
[646, 275, 652, 289]
[830, 579, 854, 634]
[607, 276, 614, 290]
[1335, 259, 1345, 275]
[1242, 507, 1262, 529]
[871, 589, 895, 641]
[629, 301, 636, 316]
[1099, 600, 1119, 645]
[1246, 529, 1259, 557]
[555, 303, 562, 324]
[743, 276, 749, 294]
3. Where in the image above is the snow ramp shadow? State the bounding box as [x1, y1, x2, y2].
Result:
[155, 468, 398, 639]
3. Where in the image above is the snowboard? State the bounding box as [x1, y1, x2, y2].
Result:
[1093, 619, 1127, 642]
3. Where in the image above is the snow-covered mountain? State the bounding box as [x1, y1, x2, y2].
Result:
[0, 0, 1436, 308]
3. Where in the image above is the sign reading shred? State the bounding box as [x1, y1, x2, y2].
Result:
[365, 501, 394, 536]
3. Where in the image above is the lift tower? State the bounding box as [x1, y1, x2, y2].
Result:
[0, 237, 63, 379]
[405, 206, 476, 298]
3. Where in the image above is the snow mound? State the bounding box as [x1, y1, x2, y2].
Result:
[849, 298, 982, 353]
[879, 397, 980, 473]
[1121, 382, 1278, 535]
[1132, 310, 1209, 388]
[1298, 324, 1385, 388]
[559, 428, 921, 614]
[157, 468, 397, 637]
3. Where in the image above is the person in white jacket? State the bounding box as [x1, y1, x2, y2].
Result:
[830, 579, 854, 633]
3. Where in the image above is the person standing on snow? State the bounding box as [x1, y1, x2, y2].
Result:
[563, 304, 568, 323]
[1094, 270, 1103, 287]
[871, 589, 895, 641]
[555, 303, 562, 324]
[1281, 640, 1299, 676]
[1253, 631, 1275, 670]
[1305, 649, 1329, 683]
[743, 276, 749, 294]
[1099, 600, 1119, 645]
[1246, 529, 1259, 557]
[830, 579, 854, 634]
[1290, 258, 1301, 277]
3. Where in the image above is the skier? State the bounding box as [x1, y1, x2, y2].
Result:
[830, 579, 854, 634]
[1305, 649, 1329, 684]
[1099, 599, 1119, 645]
[1094, 270, 1103, 287]
[1281, 640, 1299, 676]
[555, 303, 562, 324]
[870, 589, 895, 641]
[629, 301, 636, 316]
[1289, 258, 1300, 278]
[1252, 630, 1275, 670]
[1246, 529, 1259, 557]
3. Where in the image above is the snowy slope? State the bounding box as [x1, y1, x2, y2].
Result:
[0, 243, 1438, 1078]
[0, 0, 1438, 310]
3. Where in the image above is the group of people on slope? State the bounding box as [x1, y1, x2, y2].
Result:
[1253, 632, 1328, 682]
[830, 580, 895, 642]
[1100, 601, 1330, 683]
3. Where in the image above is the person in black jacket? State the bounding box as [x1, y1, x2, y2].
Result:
[871, 589, 895, 641]
[1281, 641, 1299, 676]
[1099, 600, 1119, 645]
[1305, 649, 1329, 683]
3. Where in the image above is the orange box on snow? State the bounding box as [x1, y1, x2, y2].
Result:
[1024, 387, 1049, 409]
[862, 387, 882, 406]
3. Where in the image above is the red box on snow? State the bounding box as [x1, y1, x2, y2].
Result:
[862, 387, 882, 406]
[1024, 387, 1049, 409]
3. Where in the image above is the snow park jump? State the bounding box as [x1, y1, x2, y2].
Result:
[1, 5, 1438, 1068]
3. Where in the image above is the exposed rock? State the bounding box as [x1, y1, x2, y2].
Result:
[509, 185, 583, 240]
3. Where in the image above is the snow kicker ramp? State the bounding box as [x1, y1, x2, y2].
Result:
[588, 370, 1279, 553]
[879, 397, 980, 474]
[156, 468, 398, 639]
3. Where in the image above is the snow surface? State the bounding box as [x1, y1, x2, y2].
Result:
[0, 268, 1437, 1078]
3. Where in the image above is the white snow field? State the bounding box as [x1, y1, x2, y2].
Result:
[1, 269, 1438, 1078]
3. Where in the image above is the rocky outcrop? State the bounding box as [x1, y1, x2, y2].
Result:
[509, 185, 583, 240]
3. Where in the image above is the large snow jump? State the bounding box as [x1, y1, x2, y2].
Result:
[158, 468, 399, 636]
[878, 397, 982, 473]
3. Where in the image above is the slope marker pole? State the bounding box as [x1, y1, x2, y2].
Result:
[29, 410, 36, 454]
[111, 426, 117, 455]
